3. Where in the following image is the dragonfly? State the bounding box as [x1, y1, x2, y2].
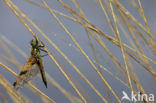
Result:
[13, 39, 48, 90]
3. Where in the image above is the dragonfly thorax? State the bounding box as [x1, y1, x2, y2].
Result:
[31, 48, 40, 58]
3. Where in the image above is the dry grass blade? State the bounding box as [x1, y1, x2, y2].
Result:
[71, 1, 112, 102]
[87, 23, 113, 103]
[117, 12, 156, 79]
[98, 0, 116, 38]
[137, 0, 156, 55]
[108, 1, 134, 102]
[112, 0, 156, 56]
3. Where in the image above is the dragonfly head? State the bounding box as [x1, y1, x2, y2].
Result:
[30, 39, 38, 48]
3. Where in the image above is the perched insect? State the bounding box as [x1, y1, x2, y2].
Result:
[13, 39, 48, 90]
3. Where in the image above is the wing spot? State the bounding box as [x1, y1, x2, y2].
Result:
[19, 70, 27, 75]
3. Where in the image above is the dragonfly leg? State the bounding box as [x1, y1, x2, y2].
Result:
[40, 54, 48, 57]
[39, 48, 47, 53]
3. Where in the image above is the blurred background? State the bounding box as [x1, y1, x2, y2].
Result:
[0, 0, 156, 103]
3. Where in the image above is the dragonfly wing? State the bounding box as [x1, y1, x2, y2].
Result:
[37, 58, 47, 88]
[13, 64, 39, 90]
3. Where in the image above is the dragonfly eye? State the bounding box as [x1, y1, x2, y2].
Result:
[30, 39, 38, 48]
